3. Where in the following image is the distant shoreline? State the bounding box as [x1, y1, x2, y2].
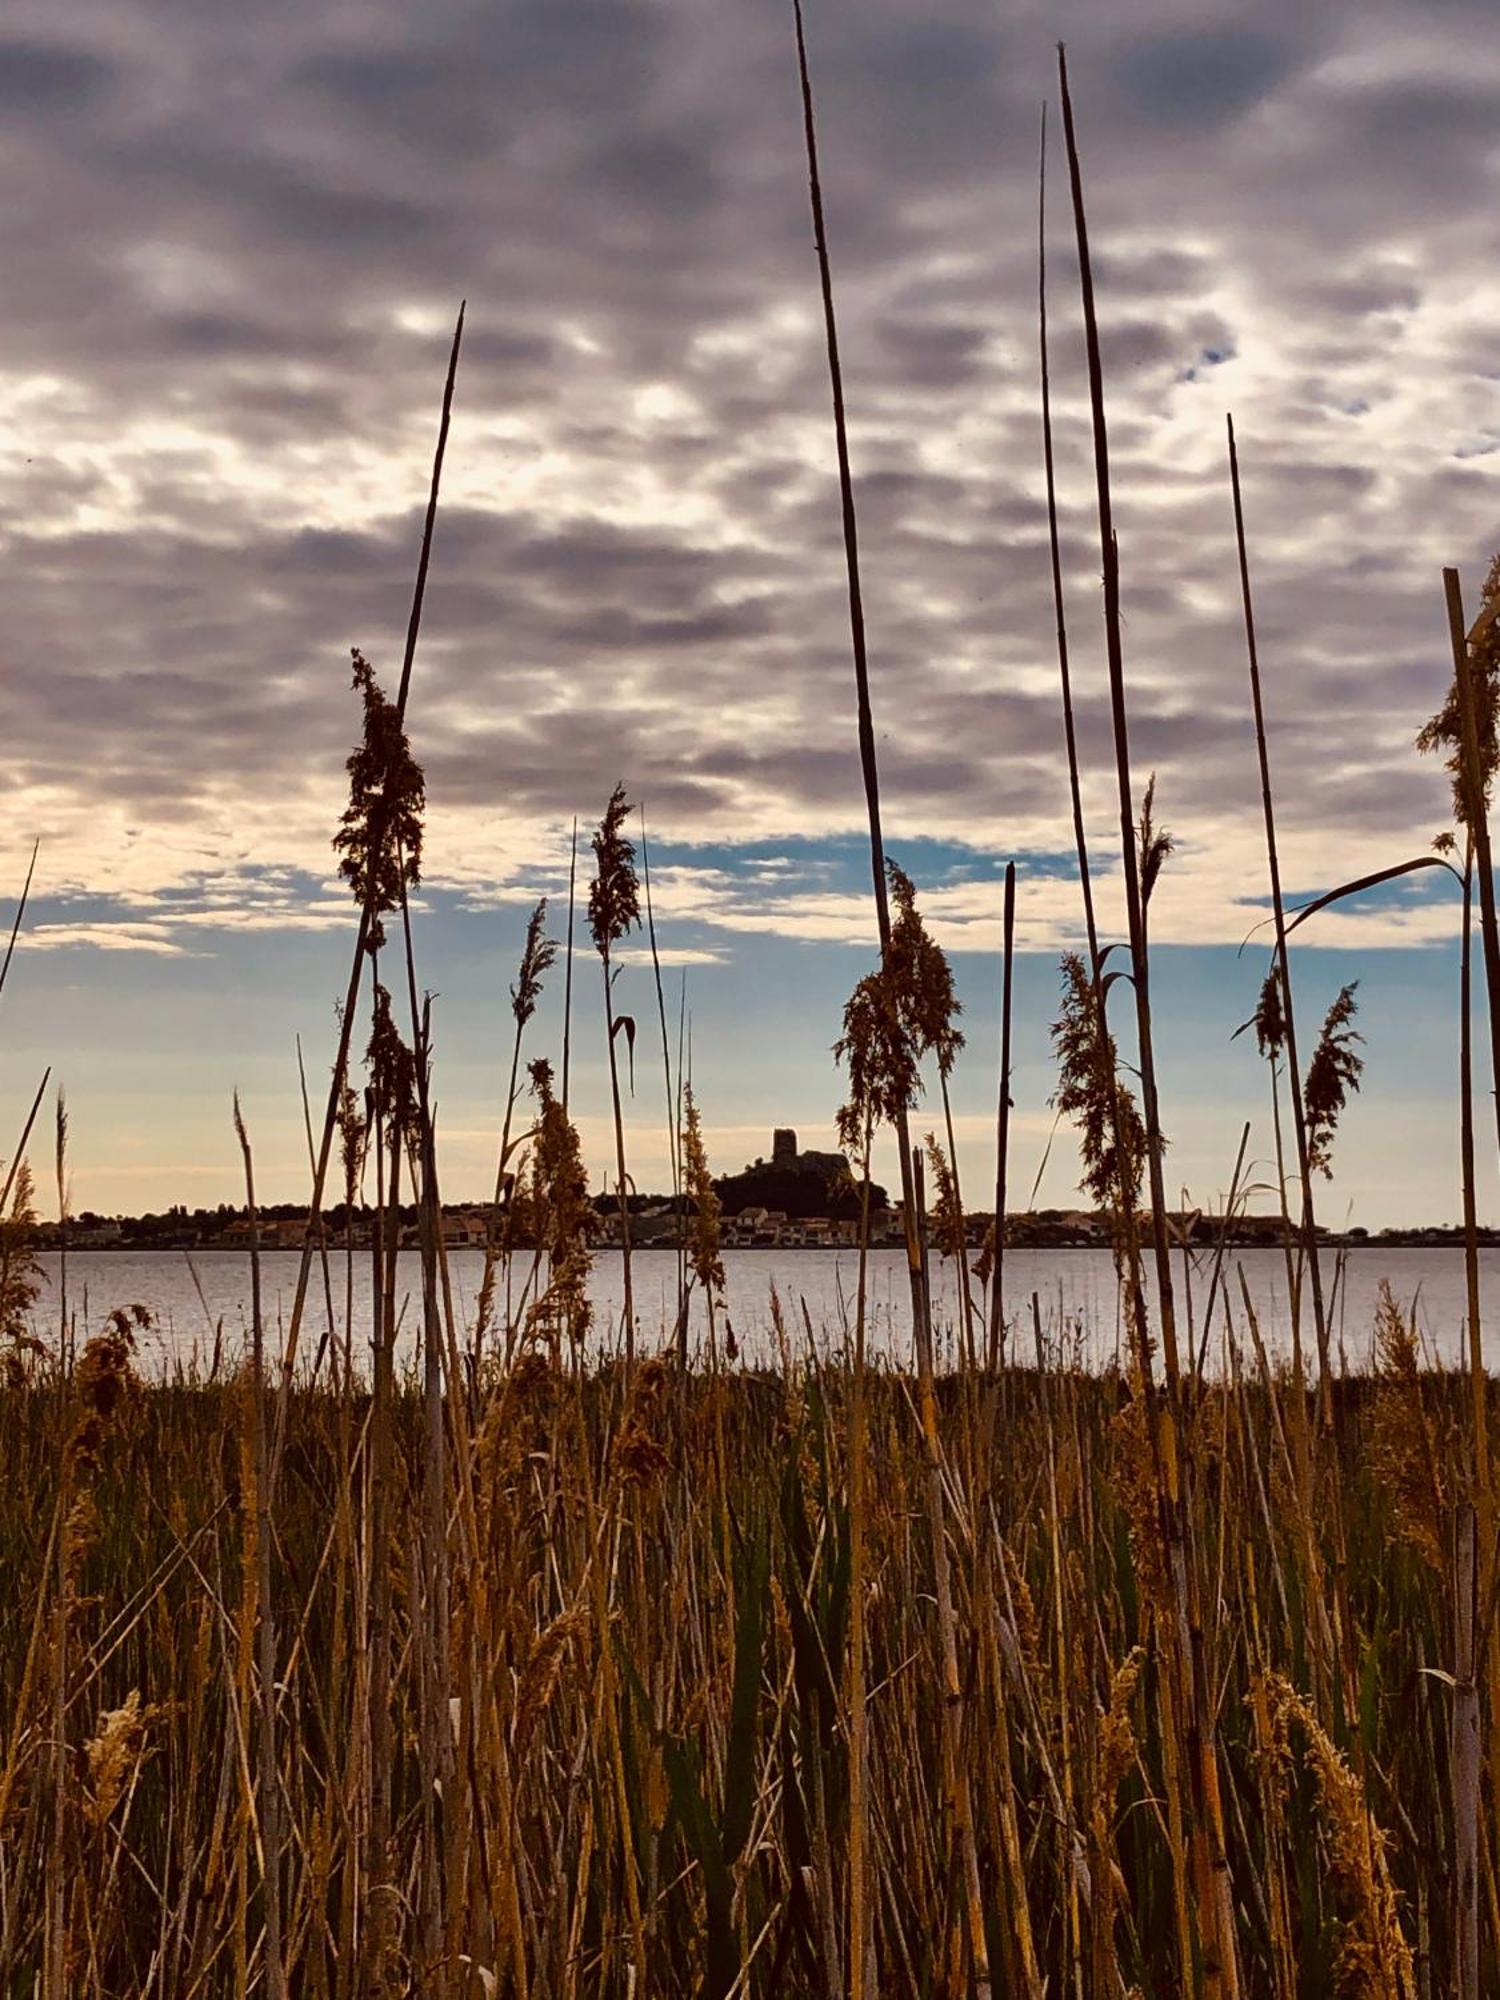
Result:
[31, 1239, 1496, 1256]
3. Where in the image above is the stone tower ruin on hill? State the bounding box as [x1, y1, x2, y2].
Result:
[714, 1128, 886, 1221]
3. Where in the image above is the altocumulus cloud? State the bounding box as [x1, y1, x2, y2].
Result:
[0, 0, 1495, 955]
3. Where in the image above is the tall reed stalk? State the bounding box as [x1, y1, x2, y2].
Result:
[793, 5, 991, 1986]
[1059, 48, 1240, 1996]
[1038, 109, 1098, 973]
[1038, 89, 1156, 1400]
[396, 886, 454, 1988]
[590, 784, 641, 1361]
[233, 1095, 283, 2000]
[1442, 566, 1500, 1993]
[846, 1105, 874, 2000]
[639, 808, 686, 1359]
[276, 305, 464, 1426]
[54, 1088, 68, 1372]
[1445, 569, 1500, 1166]
[1227, 420, 1335, 1411]
[1226, 418, 1351, 1725]
[562, 817, 578, 1116]
[987, 861, 1016, 1374]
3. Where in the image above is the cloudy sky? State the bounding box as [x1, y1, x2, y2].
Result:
[0, 0, 1496, 1224]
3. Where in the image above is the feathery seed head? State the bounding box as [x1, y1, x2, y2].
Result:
[512, 897, 557, 1027]
[333, 649, 426, 954]
[1136, 773, 1174, 912]
[523, 1058, 593, 1352]
[1251, 966, 1287, 1062]
[1304, 982, 1363, 1178]
[834, 864, 960, 1150]
[1417, 551, 1500, 830]
[1051, 953, 1148, 1231]
[365, 981, 418, 1150]
[589, 784, 640, 958]
[84, 1688, 161, 1828]
[682, 1085, 725, 1303]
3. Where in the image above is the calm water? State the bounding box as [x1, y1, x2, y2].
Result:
[31, 1244, 1495, 1377]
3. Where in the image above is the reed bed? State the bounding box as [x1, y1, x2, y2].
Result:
[0, 1330, 1483, 1999]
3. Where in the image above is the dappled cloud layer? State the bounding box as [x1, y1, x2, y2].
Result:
[1, 0, 1497, 955]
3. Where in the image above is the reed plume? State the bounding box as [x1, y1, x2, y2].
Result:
[1303, 983, 1363, 1179]
[82, 1689, 160, 1831]
[1260, 1675, 1416, 1998]
[333, 649, 426, 955]
[524, 1056, 593, 1358]
[1368, 1281, 1446, 1575]
[1418, 553, 1500, 827]
[1051, 952, 1147, 1242]
[681, 1083, 725, 1341]
[1136, 772, 1173, 931]
[0, 1160, 42, 1380]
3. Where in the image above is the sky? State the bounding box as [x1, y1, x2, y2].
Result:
[0, 0, 1496, 1225]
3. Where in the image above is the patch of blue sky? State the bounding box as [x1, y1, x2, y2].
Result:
[642, 831, 1083, 891]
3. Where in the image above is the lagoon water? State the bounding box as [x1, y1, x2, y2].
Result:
[31, 1243, 1494, 1377]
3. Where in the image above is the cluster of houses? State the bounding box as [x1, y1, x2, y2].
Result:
[200, 1204, 1175, 1255]
[207, 1205, 909, 1254]
[588, 1204, 906, 1250]
[38, 1129, 1436, 1257]
[208, 1211, 495, 1252]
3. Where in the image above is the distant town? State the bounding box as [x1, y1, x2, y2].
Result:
[26, 1129, 1491, 1254]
